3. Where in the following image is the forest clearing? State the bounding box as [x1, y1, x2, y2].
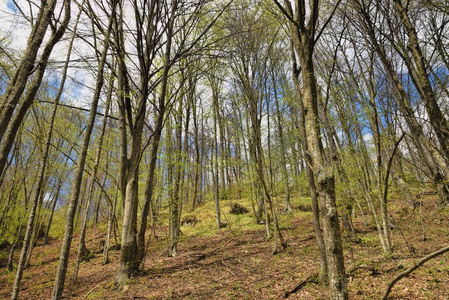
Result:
[1, 0, 449, 299]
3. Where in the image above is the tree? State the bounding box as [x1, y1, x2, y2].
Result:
[274, 0, 347, 297]
[0, 0, 71, 179]
[51, 1, 117, 297]
[226, 1, 286, 253]
[10, 2, 76, 297]
[353, 0, 449, 205]
[207, 66, 226, 229]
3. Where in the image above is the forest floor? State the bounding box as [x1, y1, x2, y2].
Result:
[1, 192, 449, 299]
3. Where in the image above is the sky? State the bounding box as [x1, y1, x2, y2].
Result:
[0, 0, 97, 108]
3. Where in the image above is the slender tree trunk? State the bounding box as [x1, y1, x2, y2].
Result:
[94, 169, 108, 226]
[169, 99, 184, 257]
[0, 0, 58, 137]
[273, 77, 291, 212]
[43, 178, 63, 246]
[192, 96, 201, 211]
[282, 0, 347, 295]
[0, 0, 71, 178]
[211, 77, 223, 229]
[67, 72, 113, 300]
[104, 184, 119, 265]
[7, 223, 23, 271]
[51, 3, 114, 297]
[10, 3, 73, 298]
[137, 119, 163, 265]
[318, 96, 355, 235]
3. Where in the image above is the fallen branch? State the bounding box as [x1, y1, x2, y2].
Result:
[221, 258, 237, 278]
[383, 244, 449, 299]
[84, 282, 103, 298]
[284, 274, 317, 298]
[348, 265, 379, 276]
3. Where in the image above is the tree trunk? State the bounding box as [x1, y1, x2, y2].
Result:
[273, 77, 291, 212]
[169, 101, 184, 257]
[192, 95, 201, 211]
[104, 184, 119, 265]
[211, 76, 224, 229]
[116, 0, 177, 286]
[393, 0, 449, 161]
[51, 3, 113, 297]
[67, 70, 113, 299]
[356, 0, 449, 204]
[7, 224, 23, 271]
[288, 38, 329, 285]
[0, 0, 58, 137]
[10, 3, 72, 298]
[302, 66, 347, 298]
[282, 0, 348, 295]
[43, 178, 63, 246]
[0, 0, 71, 178]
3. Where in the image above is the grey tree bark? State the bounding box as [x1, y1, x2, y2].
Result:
[51, 1, 115, 297]
[10, 2, 73, 297]
[275, 0, 347, 297]
[67, 68, 114, 299]
[272, 73, 292, 213]
[116, 0, 177, 286]
[0, 0, 71, 178]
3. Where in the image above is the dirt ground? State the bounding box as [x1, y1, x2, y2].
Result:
[1, 195, 448, 299]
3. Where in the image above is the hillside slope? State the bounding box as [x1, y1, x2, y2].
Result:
[1, 195, 449, 299]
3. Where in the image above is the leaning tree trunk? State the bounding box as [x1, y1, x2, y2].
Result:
[10, 3, 72, 298]
[104, 184, 119, 265]
[51, 3, 114, 297]
[7, 223, 23, 271]
[43, 176, 64, 246]
[67, 70, 113, 300]
[0, 0, 58, 137]
[318, 95, 355, 235]
[136, 116, 163, 266]
[393, 0, 449, 161]
[355, 0, 449, 204]
[0, 0, 71, 178]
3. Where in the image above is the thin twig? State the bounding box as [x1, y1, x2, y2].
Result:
[221, 258, 237, 278]
[84, 282, 103, 298]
